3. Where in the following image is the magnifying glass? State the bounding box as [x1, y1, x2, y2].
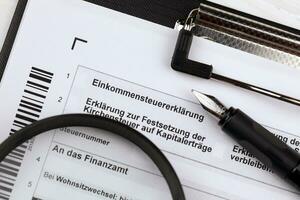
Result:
[0, 114, 186, 200]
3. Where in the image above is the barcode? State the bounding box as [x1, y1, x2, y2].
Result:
[0, 67, 53, 200]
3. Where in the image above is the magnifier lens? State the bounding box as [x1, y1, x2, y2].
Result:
[0, 115, 184, 200]
[32, 127, 172, 199]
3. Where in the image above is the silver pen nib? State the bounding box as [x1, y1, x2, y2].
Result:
[192, 90, 227, 119]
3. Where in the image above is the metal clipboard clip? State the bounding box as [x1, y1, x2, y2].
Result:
[171, 1, 300, 107]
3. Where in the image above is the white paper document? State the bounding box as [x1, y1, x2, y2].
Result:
[0, 0, 300, 199]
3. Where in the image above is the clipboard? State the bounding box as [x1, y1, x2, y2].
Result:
[0, 0, 299, 82]
[0, 1, 299, 199]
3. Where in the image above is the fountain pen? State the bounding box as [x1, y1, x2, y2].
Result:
[192, 90, 300, 189]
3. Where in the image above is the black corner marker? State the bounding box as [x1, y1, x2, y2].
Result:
[71, 37, 88, 50]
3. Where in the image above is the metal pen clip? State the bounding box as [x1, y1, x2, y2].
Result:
[171, 5, 300, 107]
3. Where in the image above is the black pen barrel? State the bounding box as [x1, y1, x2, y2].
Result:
[219, 107, 300, 188]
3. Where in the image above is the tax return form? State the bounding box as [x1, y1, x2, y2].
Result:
[0, 0, 300, 200]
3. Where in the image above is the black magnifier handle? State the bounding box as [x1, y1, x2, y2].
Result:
[219, 108, 300, 188]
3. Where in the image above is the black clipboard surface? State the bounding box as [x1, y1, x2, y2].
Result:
[0, 0, 299, 82]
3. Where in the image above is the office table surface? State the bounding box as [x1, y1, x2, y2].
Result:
[0, 0, 299, 53]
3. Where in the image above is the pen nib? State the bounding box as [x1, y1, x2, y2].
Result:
[192, 90, 227, 119]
